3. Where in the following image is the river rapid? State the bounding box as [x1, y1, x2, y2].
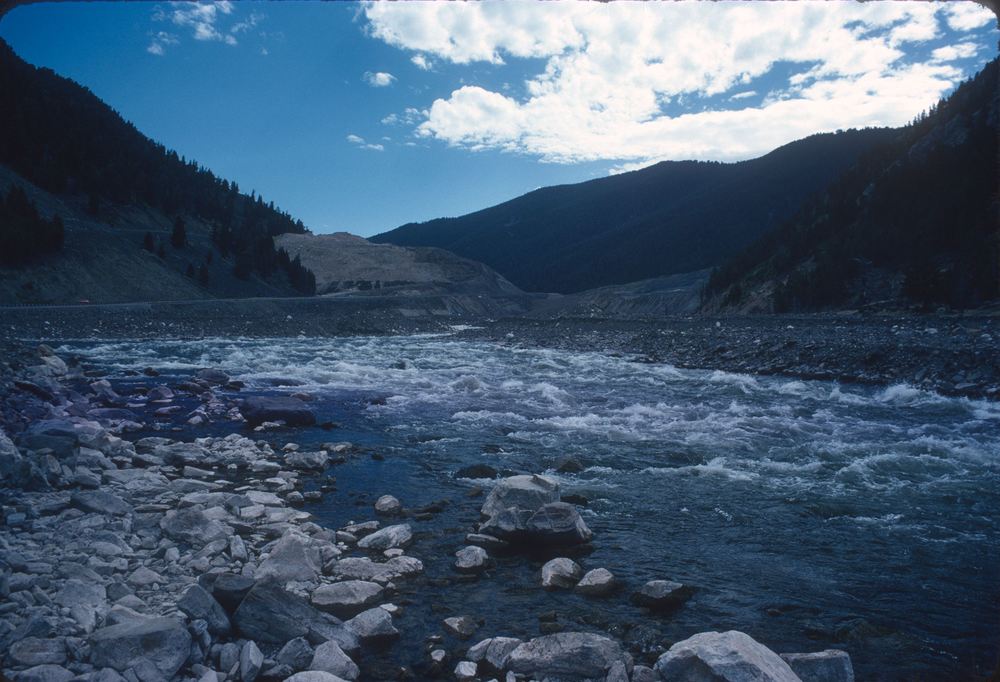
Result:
[60, 333, 1000, 679]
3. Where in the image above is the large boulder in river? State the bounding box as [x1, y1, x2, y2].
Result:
[356, 524, 412, 551]
[480, 474, 560, 520]
[240, 396, 316, 427]
[479, 475, 591, 546]
[257, 532, 323, 583]
[311, 581, 385, 618]
[234, 581, 328, 644]
[89, 617, 191, 677]
[655, 631, 801, 682]
[160, 507, 230, 547]
[506, 632, 631, 681]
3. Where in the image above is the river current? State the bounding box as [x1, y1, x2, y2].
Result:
[60, 333, 1000, 678]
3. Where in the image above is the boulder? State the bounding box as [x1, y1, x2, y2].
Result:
[286, 451, 329, 470]
[160, 508, 230, 547]
[631, 580, 694, 611]
[233, 581, 329, 645]
[466, 637, 522, 674]
[454, 545, 490, 574]
[575, 568, 616, 597]
[53, 579, 106, 609]
[374, 495, 401, 515]
[454, 661, 477, 681]
[780, 650, 854, 682]
[311, 580, 385, 618]
[257, 533, 322, 583]
[524, 502, 593, 545]
[356, 524, 412, 551]
[344, 607, 398, 642]
[277, 637, 315, 671]
[89, 617, 191, 678]
[240, 396, 316, 427]
[177, 584, 230, 635]
[541, 557, 582, 589]
[8, 637, 67, 666]
[506, 632, 632, 681]
[480, 474, 559, 520]
[240, 640, 264, 682]
[211, 574, 255, 613]
[443, 616, 478, 640]
[655, 631, 800, 682]
[330, 556, 423, 583]
[12, 665, 75, 682]
[70, 490, 131, 516]
[309, 641, 359, 681]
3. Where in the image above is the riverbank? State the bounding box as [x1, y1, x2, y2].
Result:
[0, 342, 865, 682]
[3, 302, 997, 401]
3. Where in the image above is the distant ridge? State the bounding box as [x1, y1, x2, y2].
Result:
[372, 128, 896, 294]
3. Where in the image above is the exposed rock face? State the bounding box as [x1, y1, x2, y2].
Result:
[506, 632, 632, 681]
[89, 617, 192, 677]
[655, 630, 801, 682]
[541, 557, 583, 589]
[780, 650, 854, 682]
[239, 396, 316, 427]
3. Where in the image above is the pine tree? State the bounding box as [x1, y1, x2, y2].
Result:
[171, 216, 186, 249]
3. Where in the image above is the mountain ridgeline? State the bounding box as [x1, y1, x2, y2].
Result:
[0, 39, 315, 297]
[373, 128, 897, 294]
[702, 58, 999, 313]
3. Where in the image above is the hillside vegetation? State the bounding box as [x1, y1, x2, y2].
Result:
[0, 39, 315, 302]
[702, 58, 999, 313]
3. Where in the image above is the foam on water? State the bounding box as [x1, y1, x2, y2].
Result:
[60, 334, 1000, 676]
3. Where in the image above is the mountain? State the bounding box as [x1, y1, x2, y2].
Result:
[275, 232, 523, 297]
[0, 39, 315, 303]
[701, 58, 999, 313]
[372, 128, 896, 294]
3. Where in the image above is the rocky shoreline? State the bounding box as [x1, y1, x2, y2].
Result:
[0, 343, 860, 681]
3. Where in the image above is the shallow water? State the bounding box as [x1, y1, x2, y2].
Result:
[62, 334, 1000, 678]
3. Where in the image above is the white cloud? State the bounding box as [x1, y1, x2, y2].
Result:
[363, 1, 997, 164]
[150, 2, 261, 54]
[411, 54, 432, 70]
[147, 30, 179, 56]
[363, 71, 397, 87]
[346, 134, 385, 152]
[729, 90, 757, 101]
[931, 42, 981, 62]
[944, 2, 995, 31]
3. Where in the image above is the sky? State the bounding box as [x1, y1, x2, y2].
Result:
[0, 1, 996, 237]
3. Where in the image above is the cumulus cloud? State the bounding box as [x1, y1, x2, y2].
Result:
[346, 134, 385, 152]
[363, 71, 397, 87]
[362, 1, 997, 164]
[944, 2, 996, 31]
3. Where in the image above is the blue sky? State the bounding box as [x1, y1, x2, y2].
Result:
[1, 2, 996, 237]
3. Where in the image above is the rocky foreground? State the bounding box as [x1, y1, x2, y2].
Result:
[1, 344, 857, 682]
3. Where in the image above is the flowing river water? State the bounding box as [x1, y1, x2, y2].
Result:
[60, 333, 1000, 679]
